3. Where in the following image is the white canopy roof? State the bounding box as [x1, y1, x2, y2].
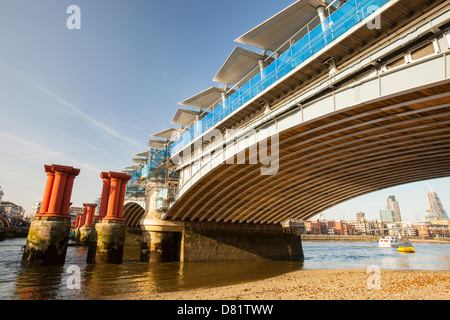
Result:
[147, 139, 167, 149]
[234, 0, 322, 52]
[122, 165, 140, 170]
[132, 158, 147, 164]
[151, 128, 180, 140]
[213, 46, 270, 85]
[134, 151, 149, 158]
[178, 87, 225, 109]
[171, 108, 202, 126]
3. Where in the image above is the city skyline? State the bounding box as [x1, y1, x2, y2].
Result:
[0, 1, 449, 222]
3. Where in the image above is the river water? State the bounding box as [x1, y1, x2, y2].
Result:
[0, 238, 449, 300]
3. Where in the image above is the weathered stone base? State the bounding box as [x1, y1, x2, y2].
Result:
[183, 221, 303, 262]
[78, 226, 93, 246]
[140, 219, 303, 263]
[88, 219, 125, 264]
[21, 216, 71, 266]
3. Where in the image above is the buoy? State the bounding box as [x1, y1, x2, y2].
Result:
[398, 246, 415, 253]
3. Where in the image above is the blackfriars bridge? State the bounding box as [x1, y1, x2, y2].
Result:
[23, 0, 450, 265]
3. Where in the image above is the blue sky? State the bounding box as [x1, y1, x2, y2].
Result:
[0, 0, 449, 222]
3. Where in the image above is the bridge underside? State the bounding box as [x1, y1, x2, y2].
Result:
[165, 81, 450, 224]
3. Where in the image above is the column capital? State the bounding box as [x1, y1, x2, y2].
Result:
[109, 172, 132, 182]
[44, 165, 55, 174]
[100, 172, 111, 181]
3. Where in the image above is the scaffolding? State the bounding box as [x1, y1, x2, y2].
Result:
[125, 145, 179, 212]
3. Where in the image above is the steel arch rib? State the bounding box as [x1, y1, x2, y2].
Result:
[260, 154, 450, 224]
[268, 161, 450, 224]
[231, 137, 450, 223]
[197, 102, 450, 222]
[172, 92, 450, 221]
[206, 107, 450, 222]
[167, 84, 450, 223]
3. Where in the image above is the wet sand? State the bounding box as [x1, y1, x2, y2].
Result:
[132, 269, 450, 300]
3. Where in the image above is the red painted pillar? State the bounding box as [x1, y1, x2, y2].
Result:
[80, 204, 88, 227]
[85, 203, 97, 226]
[60, 169, 80, 216]
[117, 174, 131, 220]
[75, 214, 82, 228]
[105, 174, 121, 220]
[46, 165, 74, 217]
[98, 172, 111, 219]
[36, 165, 55, 217]
[104, 172, 131, 220]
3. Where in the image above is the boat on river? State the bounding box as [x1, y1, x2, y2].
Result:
[378, 236, 412, 248]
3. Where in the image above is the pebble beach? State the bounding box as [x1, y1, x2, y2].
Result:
[136, 269, 450, 300]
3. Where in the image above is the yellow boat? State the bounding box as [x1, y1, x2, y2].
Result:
[398, 246, 415, 253]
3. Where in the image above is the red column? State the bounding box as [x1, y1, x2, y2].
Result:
[103, 172, 131, 220]
[97, 172, 111, 219]
[117, 174, 131, 220]
[46, 165, 72, 217]
[75, 214, 82, 228]
[60, 168, 80, 216]
[36, 165, 55, 217]
[85, 203, 97, 226]
[80, 204, 88, 226]
[105, 175, 121, 220]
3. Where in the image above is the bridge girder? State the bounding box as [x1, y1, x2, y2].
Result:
[166, 81, 450, 224]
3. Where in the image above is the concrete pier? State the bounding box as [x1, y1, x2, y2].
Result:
[21, 216, 72, 266]
[90, 219, 126, 264]
[22, 164, 80, 266]
[78, 203, 97, 245]
[86, 171, 131, 264]
[140, 219, 303, 263]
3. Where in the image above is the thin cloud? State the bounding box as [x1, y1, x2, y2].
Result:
[0, 130, 102, 173]
[0, 61, 144, 149]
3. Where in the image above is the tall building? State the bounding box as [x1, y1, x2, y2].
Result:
[380, 209, 395, 223]
[0, 186, 4, 203]
[427, 191, 449, 220]
[386, 195, 402, 222]
[356, 212, 365, 221]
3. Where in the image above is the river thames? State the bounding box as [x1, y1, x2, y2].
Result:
[0, 238, 449, 300]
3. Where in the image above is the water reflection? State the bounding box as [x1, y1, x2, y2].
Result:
[1, 238, 449, 300]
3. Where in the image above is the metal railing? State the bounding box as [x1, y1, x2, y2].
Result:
[170, 0, 391, 157]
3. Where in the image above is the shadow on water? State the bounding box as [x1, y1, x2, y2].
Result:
[6, 241, 303, 300]
[3, 238, 449, 300]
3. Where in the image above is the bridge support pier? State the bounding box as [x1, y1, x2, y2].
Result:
[22, 164, 80, 266]
[140, 220, 182, 263]
[21, 216, 72, 266]
[86, 171, 131, 264]
[78, 203, 97, 246]
[140, 219, 303, 263]
[88, 219, 126, 264]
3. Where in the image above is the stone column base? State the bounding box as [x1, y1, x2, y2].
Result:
[183, 221, 304, 262]
[78, 226, 93, 246]
[21, 216, 71, 266]
[88, 219, 126, 264]
[140, 219, 304, 263]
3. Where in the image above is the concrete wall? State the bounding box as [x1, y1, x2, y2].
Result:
[182, 221, 303, 262]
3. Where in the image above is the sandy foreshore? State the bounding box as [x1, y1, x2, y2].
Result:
[130, 269, 450, 300]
